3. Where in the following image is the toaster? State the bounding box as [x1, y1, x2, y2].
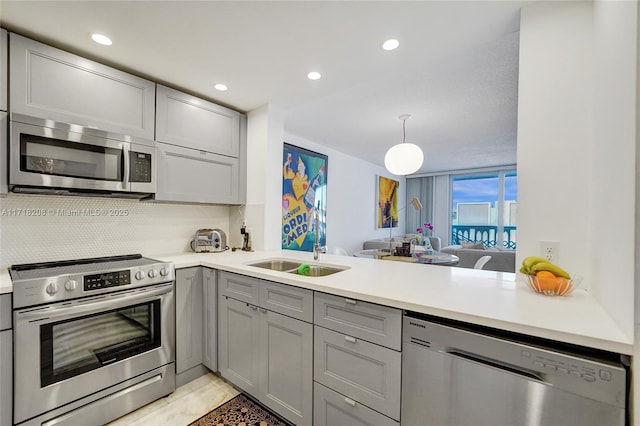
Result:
[191, 228, 227, 253]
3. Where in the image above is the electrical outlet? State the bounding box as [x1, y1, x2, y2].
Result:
[540, 241, 560, 262]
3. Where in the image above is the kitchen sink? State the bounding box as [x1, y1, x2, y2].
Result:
[246, 259, 349, 276]
[248, 259, 302, 271]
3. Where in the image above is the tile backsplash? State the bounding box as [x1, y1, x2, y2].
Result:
[0, 194, 231, 268]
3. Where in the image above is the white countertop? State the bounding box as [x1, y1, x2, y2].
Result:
[2, 249, 633, 354]
[158, 249, 633, 355]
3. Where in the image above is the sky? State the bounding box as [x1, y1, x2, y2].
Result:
[452, 175, 517, 207]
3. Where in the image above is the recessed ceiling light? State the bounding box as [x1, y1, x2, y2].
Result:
[214, 83, 228, 91]
[90, 33, 112, 46]
[307, 71, 321, 81]
[382, 39, 400, 51]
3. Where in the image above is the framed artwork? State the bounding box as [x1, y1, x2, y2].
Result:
[282, 143, 328, 251]
[377, 175, 399, 229]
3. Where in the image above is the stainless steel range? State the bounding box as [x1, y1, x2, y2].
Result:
[10, 254, 176, 426]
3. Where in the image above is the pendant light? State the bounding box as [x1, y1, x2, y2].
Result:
[384, 114, 424, 175]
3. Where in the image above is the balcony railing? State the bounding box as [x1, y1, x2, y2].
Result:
[451, 225, 517, 249]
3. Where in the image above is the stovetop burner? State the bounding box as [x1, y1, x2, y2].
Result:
[10, 254, 174, 309]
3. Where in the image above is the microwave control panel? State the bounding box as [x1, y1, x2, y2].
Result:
[130, 151, 152, 183]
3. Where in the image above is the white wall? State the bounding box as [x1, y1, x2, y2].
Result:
[518, 1, 594, 280]
[284, 132, 404, 255]
[0, 194, 230, 268]
[591, 0, 637, 339]
[240, 104, 286, 251]
[518, 1, 636, 340]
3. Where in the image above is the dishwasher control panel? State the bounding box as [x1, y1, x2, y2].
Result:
[520, 348, 614, 384]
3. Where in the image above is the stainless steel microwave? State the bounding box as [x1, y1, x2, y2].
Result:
[9, 115, 156, 198]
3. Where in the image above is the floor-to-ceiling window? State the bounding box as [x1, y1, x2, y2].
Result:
[451, 170, 517, 248]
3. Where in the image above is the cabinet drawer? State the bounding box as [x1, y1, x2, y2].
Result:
[155, 142, 240, 204]
[218, 271, 260, 304]
[156, 85, 240, 158]
[259, 280, 313, 322]
[314, 382, 398, 426]
[314, 292, 401, 350]
[314, 326, 401, 421]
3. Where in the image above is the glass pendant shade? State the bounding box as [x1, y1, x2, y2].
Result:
[384, 142, 424, 175]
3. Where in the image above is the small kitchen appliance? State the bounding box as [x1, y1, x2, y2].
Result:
[191, 228, 227, 252]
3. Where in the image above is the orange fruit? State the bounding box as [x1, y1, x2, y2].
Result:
[535, 270, 559, 292]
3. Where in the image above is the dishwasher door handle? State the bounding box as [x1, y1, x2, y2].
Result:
[444, 349, 547, 384]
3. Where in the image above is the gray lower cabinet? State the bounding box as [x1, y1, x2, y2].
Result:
[175, 268, 204, 383]
[0, 293, 11, 426]
[202, 268, 217, 372]
[314, 382, 399, 426]
[156, 85, 240, 158]
[9, 33, 155, 142]
[259, 309, 312, 426]
[218, 295, 261, 395]
[155, 142, 240, 204]
[218, 277, 313, 426]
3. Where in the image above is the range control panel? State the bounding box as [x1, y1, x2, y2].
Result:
[84, 270, 131, 291]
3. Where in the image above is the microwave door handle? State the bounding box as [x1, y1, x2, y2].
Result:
[122, 143, 130, 190]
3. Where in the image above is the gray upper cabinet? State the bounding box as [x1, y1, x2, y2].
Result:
[175, 268, 204, 375]
[1, 29, 7, 111]
[156, 85, 240, 158]
[154, 142, 240, 204]
[9, 33, 155, 142]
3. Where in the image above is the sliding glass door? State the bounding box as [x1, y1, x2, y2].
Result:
[451, 171, 517, 248]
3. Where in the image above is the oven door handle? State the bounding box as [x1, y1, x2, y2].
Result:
[16, 283, 173, 324]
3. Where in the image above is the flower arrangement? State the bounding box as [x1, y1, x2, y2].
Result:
[416, 222, 434, 244]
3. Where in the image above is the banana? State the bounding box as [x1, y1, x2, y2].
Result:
[521, 256, 550, 275]
[530, 262, 571, 279]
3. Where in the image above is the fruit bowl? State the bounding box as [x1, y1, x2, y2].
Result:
[521, 273, 583, 296]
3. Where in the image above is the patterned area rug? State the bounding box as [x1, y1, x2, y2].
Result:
[188, 394, 290, 426]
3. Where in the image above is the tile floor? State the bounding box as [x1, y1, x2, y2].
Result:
[107, 373, 240, 426]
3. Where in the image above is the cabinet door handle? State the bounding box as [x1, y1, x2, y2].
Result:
[344, 335, 357, 344]
[344, 298, 357, 305]
[344, 397, 357, 407]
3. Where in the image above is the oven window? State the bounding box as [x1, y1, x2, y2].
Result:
[20, 133, 123, 181]
[40, 301, 161, 387]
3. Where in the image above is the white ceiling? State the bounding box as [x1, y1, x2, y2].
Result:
[0, 0, 523, 174]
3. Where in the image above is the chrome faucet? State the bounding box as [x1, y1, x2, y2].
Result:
[312, 207, 326, 260]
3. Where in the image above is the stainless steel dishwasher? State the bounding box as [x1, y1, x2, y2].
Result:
[402, 312, 629, 426]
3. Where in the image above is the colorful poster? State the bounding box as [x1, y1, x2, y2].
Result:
[377, 175, 399, 229]
[282, 143, 328, 251]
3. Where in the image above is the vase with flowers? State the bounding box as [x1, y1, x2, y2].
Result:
[416, 222, 434, 245]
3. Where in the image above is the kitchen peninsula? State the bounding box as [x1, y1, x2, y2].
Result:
[162, 250, 630, 355]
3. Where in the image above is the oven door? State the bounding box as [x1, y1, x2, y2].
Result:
[10, 120, 131, 192]
[14, 283, 175, 425]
